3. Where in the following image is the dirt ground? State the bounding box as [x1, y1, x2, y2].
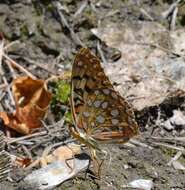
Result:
[0, 0, 185, 190]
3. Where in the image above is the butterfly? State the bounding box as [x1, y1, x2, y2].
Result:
[69, 48, 139, 150]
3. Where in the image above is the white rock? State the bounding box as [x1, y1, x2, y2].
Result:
[18, 154, 90, 190]
[123, 179, 153, 190]
[163, 110, 185, 131]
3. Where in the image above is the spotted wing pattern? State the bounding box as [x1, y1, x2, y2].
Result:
[70, 48, 138, 145]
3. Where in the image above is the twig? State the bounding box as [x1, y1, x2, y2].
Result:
[7, 131, 47, 144]
[4, 40, 20, 51]
[53, 2, 85, 47]
[102, 10, 120, 20]
[41, 118, 66, 136]
[0, 151, 11, 182]
[151, 136, 185, 143]
[2, 77, 15, 108]
[21, 56, 57, 75]
[73, 0, 88, 17]
[4, 60, 17, 79]
[0, 39, 4, 75]
[170, 7, 178, 30]
[161, 0, 181, 19]
[97, 41, 107, 64]
[7, 117, 67, 145]
[52, 52, 64, 68]
[151, 142, 185, 152]
[3, 53, 36, 79]
[130, 139, 153, 150]
[15, 141, 34, 145]
[167, 151, 182, 166]
[89, 0, 97, 13]
[0, 84, 7, 90]
[139, 8, 154, 21]
[21, 144, 33, 160]
[0, 92, 6, 101]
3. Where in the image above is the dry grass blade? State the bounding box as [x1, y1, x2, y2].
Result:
[0, 84, 7, 90]
[161, 0, 181, 18]
[170, 7, 178, 30]
[151, 142, 185, 152]
[97, 41, 107, 64]
[151, 136, 185, 143]
[53, 2, 84, 47]
[167, 151, 182, 166]
[73, 0, 88, 17]
[0, 151, 11, 182]
[22, 57, 57, 75]
[3, 54, 36, 79]
[0, 38, 4, 75]
[0, 131, 5, 151]
[130, 139, 153, 150]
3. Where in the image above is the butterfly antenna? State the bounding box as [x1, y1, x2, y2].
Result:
[101, 148, 112, 169]
[107, 151, 112, 169]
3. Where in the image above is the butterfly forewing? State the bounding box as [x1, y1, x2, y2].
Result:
[71, 48, 139, 144]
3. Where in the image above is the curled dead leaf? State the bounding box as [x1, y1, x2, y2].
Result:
[28, 144, 82, 168]
[0, 76, 52, 134]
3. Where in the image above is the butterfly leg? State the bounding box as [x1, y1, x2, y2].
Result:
[64, 144, 79, 174]
[90, 148, 104, 178]
[65, 157, 75, 174]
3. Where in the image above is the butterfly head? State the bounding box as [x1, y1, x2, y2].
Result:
[78, 132, 101, 151]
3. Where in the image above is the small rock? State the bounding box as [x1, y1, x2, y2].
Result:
[163, 110, 185, 131]
[122, 179, 153, 190]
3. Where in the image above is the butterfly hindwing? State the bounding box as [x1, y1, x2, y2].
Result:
[71, 48, 138, 144]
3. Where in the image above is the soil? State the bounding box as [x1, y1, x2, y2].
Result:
[0, 0, 185, 190]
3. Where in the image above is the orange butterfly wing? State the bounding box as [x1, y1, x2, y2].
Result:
[70, 48, 138, 144]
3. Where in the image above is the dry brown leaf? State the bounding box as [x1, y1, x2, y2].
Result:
[0, 111, 10, 126]
[52, 144, 81, 161]
[40, 144, 81, 167]
[0, 76, 52, 134]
